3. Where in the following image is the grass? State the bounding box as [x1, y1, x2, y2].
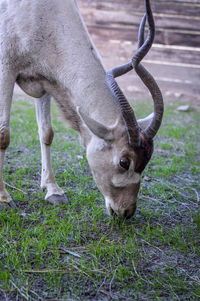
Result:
[0, 96, 200, 300]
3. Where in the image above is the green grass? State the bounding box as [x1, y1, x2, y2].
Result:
[0, 97, 200, 300]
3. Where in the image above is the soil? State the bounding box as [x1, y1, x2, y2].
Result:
[78, 0, 200, 104]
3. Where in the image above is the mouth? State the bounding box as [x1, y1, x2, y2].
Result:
[106, 199, 137, 219]
[105, 196, 124, 218]
[106, 205, 115, 217]
[105, 196, 136, 219]
[109, 206, 117, 218]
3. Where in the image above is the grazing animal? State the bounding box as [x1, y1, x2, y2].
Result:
[0, 0, 163, 218]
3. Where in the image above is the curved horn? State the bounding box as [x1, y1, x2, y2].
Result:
[132, 1, 154, 69]
[106, 0, 162, 147]
[134, 1, 164, 139]
[106, 67, 140, 148]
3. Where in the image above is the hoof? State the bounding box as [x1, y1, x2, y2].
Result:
[47, 194, 68, 205]
[0, 200, 17, 211]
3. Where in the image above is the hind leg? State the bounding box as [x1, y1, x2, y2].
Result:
[35, 94, 68, 205]
[0, 70, 16, 210]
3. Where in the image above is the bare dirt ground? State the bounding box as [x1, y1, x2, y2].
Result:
[89, 36, 200, 105]
[78, 0, 200, 105]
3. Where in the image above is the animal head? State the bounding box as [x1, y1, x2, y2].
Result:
[78, 108, 154, 219]
[79, 0, 163, 219]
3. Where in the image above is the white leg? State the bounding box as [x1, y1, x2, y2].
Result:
[0, 70, 16, 210]
[35, 94, 68, 205]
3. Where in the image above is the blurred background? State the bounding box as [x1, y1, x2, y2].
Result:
[78, 0, 200, 104]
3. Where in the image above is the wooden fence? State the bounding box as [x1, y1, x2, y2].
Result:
[78, 0, 200, 101]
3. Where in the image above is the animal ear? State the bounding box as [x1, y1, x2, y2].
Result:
[77, 107, 115, 141]
[137, 113, 154, 130]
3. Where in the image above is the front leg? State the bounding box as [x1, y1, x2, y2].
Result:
[0, 150, 16, 210]
[0, 69, 16, 210]
[35, 94, 68, 205]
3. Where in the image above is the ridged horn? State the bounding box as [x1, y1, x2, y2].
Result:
[106, 0, 162, 147]
[135, 1, 164, 139]
[106, 66, 140, 148]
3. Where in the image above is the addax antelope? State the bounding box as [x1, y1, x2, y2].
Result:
[0, 0, 163, 218]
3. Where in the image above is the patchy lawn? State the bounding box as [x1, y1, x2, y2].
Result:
[0, 97, 200, 300]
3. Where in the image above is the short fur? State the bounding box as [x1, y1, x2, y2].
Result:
[0, 0, 156, 218]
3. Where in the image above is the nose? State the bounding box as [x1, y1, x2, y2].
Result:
[123, 205, 136, 219]
[109, 204, 137, 219]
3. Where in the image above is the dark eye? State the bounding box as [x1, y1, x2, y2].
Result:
[119, 158, 130, 171]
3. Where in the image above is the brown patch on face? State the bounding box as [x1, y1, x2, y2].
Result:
[134, 133, 154, 173]
[113, 125, 153, 175]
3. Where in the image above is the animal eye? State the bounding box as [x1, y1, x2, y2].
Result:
[119, 158, 130, 171]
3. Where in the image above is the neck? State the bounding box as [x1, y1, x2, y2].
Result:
[36, 0, 122, 143]
[40, 0, 120, 128]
